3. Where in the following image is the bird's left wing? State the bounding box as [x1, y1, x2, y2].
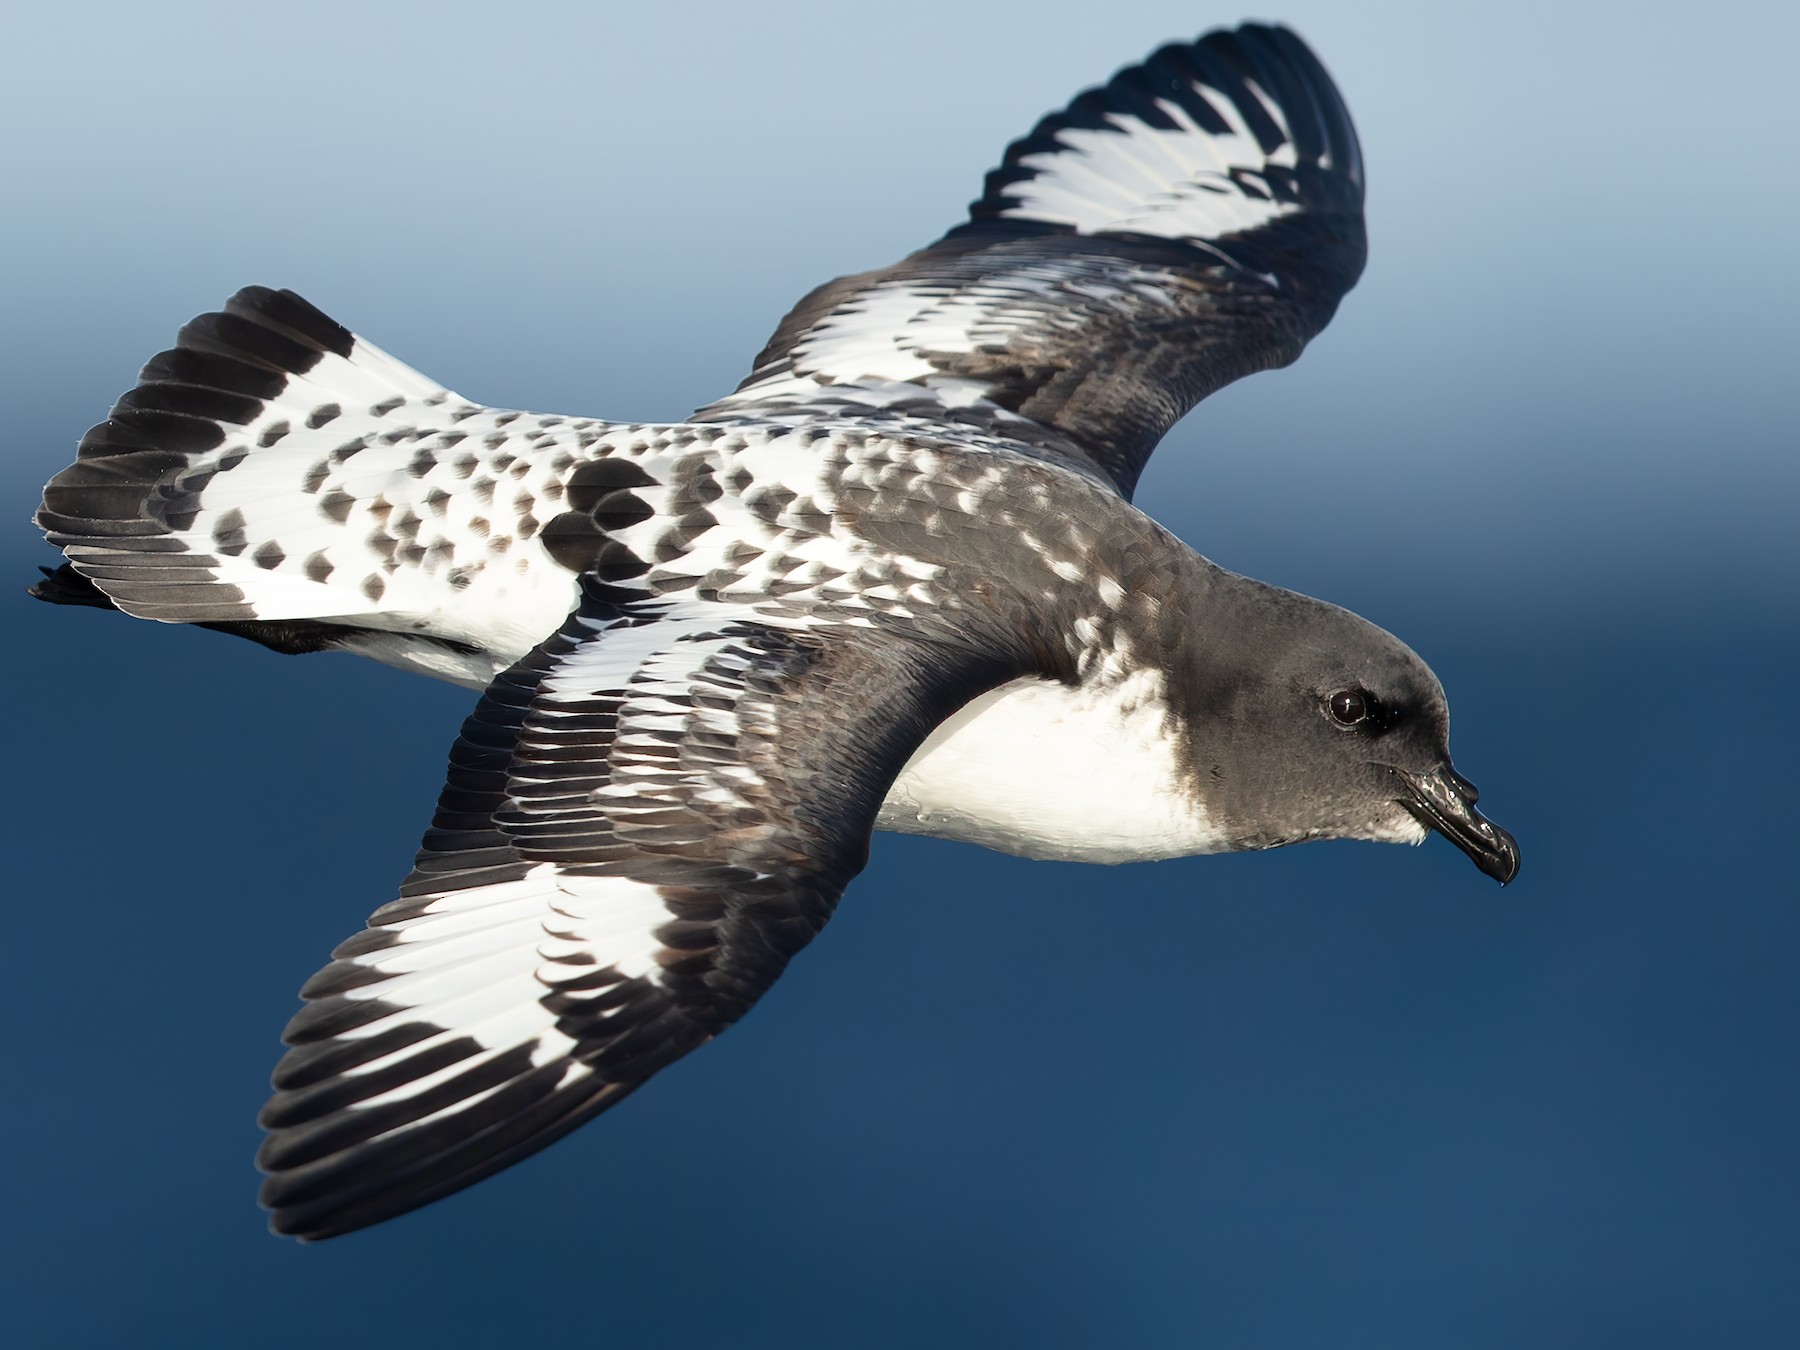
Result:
[259, 580, 1020, 1240]
[695, 23, 1364, 499]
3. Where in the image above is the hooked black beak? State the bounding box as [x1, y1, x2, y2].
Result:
[1393, 764, 1520, 885]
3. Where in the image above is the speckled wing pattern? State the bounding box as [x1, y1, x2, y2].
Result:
[699, 23, 1365, 498]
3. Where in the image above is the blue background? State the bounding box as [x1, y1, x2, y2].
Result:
[4, 2, 1794, 1346]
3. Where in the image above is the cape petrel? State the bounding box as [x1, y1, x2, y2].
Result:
[32, 22, 1519, 1239]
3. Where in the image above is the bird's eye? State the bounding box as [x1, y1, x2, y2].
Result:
[1327, 689, 1371, 726]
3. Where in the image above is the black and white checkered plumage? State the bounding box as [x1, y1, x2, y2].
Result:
[32, 24, 1517, 1240]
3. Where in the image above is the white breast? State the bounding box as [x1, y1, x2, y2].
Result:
[875, 672, 1225, 864]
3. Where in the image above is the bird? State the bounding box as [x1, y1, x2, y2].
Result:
[31, 22, 1517, 1241]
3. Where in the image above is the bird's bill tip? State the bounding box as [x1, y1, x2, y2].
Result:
[1394, 764, 1520, 886]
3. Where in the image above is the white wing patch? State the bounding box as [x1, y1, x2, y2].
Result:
[257, 862, 682, 1229]
[328, 865, 677, 1073]
[1001, 82, 1300, 242]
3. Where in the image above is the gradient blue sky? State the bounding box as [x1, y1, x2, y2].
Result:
[4, 3, 1796, 1347]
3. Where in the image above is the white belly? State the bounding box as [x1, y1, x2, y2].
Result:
[875, 673, 1225, 864]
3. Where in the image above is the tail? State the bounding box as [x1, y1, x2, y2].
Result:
[38, 287, 455, 625]
[34, 287, 586, 680]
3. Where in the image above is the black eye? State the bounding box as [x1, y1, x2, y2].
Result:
[1328, 689, 1371, 726]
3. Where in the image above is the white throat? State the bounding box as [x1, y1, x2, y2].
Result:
[875, 672, 1225, 863]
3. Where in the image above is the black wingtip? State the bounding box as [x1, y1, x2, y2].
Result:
[260, 1072, 641, 1242]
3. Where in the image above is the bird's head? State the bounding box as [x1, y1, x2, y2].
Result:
[1175, 575, 1519, 884]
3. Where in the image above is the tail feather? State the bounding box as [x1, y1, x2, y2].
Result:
[34, 287, 587, 671]
[40, 286, 453, 624]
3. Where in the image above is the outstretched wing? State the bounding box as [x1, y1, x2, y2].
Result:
[258, 581, 1020, 1240]
[697, 23, 1365, 499]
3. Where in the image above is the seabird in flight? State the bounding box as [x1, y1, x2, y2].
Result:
[32, 22, 1518, 1240]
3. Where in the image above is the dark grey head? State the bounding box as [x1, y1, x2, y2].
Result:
[1176, 574, 1519, 883]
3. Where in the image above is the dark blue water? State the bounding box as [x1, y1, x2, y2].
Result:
[4, 4, 1795, 1346]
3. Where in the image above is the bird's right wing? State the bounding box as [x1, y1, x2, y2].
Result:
[258, 579, 1024, 1240]
[698, 23, 1365, 499]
